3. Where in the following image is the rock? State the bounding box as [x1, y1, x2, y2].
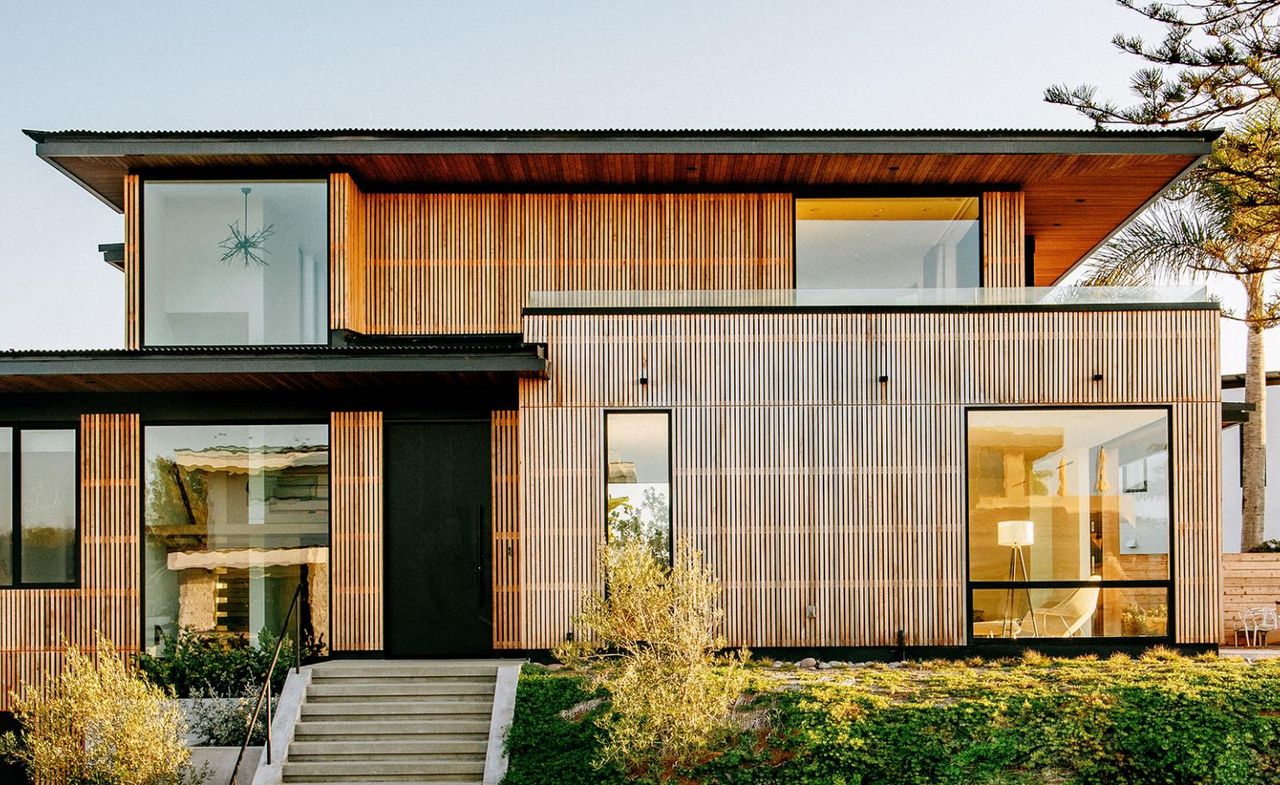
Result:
[887, 661, 906, 669]
[772, 660, 784, 668]
[796, 657, 818, 669]
[817, 661, 833, 670]
[546, 663, 565, 671]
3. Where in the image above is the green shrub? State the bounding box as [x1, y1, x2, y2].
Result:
[502, 672, 624, 785]
[505, 653, 1280, 785]
[136, 627, 300, 698]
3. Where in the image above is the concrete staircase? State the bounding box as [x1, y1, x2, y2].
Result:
[282, 660, 511, 784]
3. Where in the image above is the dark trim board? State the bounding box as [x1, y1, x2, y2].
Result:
[524, 302, 1219, 317]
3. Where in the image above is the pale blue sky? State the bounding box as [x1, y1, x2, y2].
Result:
[0, 1, 1253, 366]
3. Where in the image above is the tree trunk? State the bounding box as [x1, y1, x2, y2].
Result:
[1242, 277, 1268, 551]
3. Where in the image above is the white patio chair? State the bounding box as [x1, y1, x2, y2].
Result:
[1240, 607, 1279, 647]
[1022, 576, 1102, 637]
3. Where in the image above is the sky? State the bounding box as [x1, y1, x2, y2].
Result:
[0, 0, 1261, 371]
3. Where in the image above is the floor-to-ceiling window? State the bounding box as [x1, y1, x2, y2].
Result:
[143, 424, 329, 654]
[795, 197, 980, 289]
[967, 409, 1172, 640]
[143, 180, 328, 346]
[605, 412, 672, 562]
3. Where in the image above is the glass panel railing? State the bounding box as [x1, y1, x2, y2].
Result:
[525, 286, 1213, 311]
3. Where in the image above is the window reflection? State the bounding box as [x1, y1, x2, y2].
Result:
[605, 412, 671, 562]
[0, 428, 10, 586]
[968, 409, 1170, 639]
[19, 430, 77, 584]
[144, 181, 327, 346]
[795, 197, 980, 289]
[144, 425, 329, 654]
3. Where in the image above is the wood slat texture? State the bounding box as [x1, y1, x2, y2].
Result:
[330, 173, 367, 334]
[0, 414, 140, 712]
[330, 411, 383, 652]
[73, 150, 1195, 284]
[1221, 553, 1280, 645]
[982, 191, 1026, 287]
[350, 192, 792, 334]
[492, 409, 522, 649]
[515, 310, 1221, 648]
[124, 175, 140, 350]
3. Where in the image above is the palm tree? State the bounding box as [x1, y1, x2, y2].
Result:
[1084, 107, 1280, 549]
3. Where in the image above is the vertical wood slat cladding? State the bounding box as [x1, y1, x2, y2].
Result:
[516, 310, 1220, 649]
[491, 410, 522, 649]
[354, 192, 793, 335]
[329, 173, 368, 334]
[982, 192, 1026, 288]
[330, 411, 383, 652]
[124, 175, 141, 349]
[0, 414, 139, 711]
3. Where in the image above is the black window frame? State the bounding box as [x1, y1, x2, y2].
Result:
[139, 417, 332, 652]
[964, 405, 1176, 645]
[138, 174, 332, 349]
[603, 409, 674, 567]
[0, 422, 82, 590]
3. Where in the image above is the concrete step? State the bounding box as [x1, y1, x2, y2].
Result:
[282, 759, 484, 780]
[288, 739, 488, 760]
[302, 700, 492, 719]
[308, 681, 496, 700]
[293, 719, 490, 741]
[313, 662, 504, 680]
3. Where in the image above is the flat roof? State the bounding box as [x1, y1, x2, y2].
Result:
[27, 127, 1221, 284]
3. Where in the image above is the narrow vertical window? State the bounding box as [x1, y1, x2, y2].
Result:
[18, 429, 78, 585]
[605, 412, 672, 562]
[0, 428, 12, 586]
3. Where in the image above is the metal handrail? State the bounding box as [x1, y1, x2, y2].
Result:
[228, 582, 303, 785]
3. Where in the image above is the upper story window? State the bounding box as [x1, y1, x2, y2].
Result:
[795, 197, 980, 289]
[143, 180, 327, 346]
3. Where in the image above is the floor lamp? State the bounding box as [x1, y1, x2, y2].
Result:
[998, 520, 1039, 637]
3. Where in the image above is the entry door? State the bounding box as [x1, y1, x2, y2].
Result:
[384, 421, 492, 657]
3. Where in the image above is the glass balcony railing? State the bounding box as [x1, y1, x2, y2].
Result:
[525, 286, 1214, 311]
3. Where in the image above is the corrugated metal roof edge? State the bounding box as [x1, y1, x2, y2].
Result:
[23, 127, 1224, 143]
[0, 342, 543, 358]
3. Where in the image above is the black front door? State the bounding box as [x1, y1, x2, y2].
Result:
[384, 421, 492, 657]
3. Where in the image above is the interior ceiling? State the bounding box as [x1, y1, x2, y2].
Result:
[42, 148, 1202, 285]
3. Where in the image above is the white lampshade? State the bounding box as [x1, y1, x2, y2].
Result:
[997, 520, 1035, 547]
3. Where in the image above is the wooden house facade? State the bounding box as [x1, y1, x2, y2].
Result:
[0, 129, 1222, 709]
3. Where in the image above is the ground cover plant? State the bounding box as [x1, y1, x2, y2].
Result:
[136, 626, 301, 698]
[504, 649, 1280, 785]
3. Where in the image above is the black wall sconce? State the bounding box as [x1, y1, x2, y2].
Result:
[639, 355, 649, 385]
[878, 374, 890, 383]
[1092, 373, 1104, 382]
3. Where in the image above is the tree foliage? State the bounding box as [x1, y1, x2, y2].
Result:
[0, 635, 205, 785]
[1046, 0, 1280, 128]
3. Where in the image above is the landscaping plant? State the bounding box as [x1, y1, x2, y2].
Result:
[553, 536, 747, 777]
[136, 626, 304, 698]
[0, 634, 206, 785]
[507, 649, 1280, 785]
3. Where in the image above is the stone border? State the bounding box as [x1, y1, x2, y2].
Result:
[483, 662, 523, 785]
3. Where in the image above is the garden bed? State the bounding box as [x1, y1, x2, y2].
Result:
[504, 650, 1280, 785]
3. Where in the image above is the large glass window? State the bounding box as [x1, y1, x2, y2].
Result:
[144, 425, 329, 654]
[795, 197, 980, 289]
[143, 180, 328, 346]
[967, 409, 1171, 640]
[1, 427, 78, 587]
[605, 412, 672, 562]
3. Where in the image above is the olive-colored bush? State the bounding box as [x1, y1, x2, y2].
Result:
[504, 650, 1280, 785]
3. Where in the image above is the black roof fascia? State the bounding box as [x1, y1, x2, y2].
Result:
[0, 346, 547, 378]
[27, 128, 1221, 159]
[98, 243, 124, 271]
[1223, 371, 1280, 389]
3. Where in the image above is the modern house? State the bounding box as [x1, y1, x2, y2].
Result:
[0, 128, 1225, 711]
